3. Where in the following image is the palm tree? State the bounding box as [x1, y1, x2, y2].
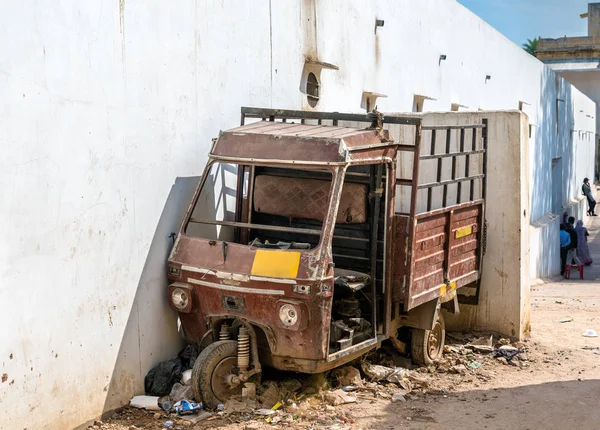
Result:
[522, 38, 539, 56]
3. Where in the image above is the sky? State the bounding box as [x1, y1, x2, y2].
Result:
[457, 0, 592, 46]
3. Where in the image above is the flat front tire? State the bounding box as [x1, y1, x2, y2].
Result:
[191, 340, 240, 408]
[411, 312, 445, 366]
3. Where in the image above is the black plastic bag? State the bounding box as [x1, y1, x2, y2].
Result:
[144, 357, 183, 396]
[178, 344, 200, 370]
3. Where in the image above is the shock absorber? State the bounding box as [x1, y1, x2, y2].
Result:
[237, 326, 250, 372]
[220, 323, 231, 340]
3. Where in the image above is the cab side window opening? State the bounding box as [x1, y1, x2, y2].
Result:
[186, 162, 240, 241]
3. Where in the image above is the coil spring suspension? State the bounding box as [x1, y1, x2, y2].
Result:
[220, 323, 231, 340]
[237, 327, 250, 372]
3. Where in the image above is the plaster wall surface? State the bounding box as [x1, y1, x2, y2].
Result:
[420, 111, 530, 339]
[0, 1, 595, 428]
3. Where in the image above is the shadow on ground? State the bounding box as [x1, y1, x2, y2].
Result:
[359, 379, 600, 429]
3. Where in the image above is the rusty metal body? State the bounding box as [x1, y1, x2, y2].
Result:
[167, 107, 488, 374]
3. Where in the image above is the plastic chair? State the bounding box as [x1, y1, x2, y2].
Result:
[564, 264, 584, 279]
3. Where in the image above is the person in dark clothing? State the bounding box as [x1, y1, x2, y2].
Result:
[582, 178, 597, 216]
[565, 217, 582, 267]
[566, 217, 578, 249]
[560, 223, 571, 276]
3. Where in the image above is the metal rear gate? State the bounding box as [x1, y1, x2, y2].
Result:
[400, 121, 488, 311]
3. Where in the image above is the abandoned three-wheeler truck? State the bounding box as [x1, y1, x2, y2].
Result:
[167, 107, 488, 407]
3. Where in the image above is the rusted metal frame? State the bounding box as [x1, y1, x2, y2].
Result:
[326, 337, 381, 362]
[408, 270, 479, 309]
[427, 129, 436, 212]
[474, 118, 489, 305]
[347, 142, 399, 152]
[397, 144, 416, 152]
[469, 128, 477, 201]
[240, 106, 422, 126]
[404, 121, 423, 309]
[422, 124, 486, 130]
[210, 154, 347, 167]
[419, 149, 484, 160]
[181, 159, 219, 236]
[189, 218, 372, 246]
[369, 164, 384, 337]
[190, 218, 323, 236]
[418, 175, 484, 190]
[384, 161, 396, 337]
[443, 210, 455, 284]
[441, 130, 451, 208]
[345, 156, 395, 166]
[456, 129, 465, 204]
[233, 165, 247, 243]
[414, 199, 483, 219]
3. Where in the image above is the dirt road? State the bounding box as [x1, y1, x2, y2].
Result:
[99, 217, 600, 430]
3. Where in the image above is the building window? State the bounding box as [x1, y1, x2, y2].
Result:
[306, 72, 320, 107]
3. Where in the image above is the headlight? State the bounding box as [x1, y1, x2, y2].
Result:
[172, 288, 189, 310]
[279, 304, 298, 327]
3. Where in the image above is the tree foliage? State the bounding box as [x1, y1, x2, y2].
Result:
[522, 37, 539, 56]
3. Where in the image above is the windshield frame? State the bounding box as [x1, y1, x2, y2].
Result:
[182, 158, 344, 251]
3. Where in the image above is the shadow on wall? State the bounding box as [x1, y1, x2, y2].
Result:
[99, 176, 200, 420]
[532, 67, 575, 278]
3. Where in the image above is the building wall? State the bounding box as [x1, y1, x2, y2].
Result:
[0, 1, 595, 428]
[556, 69, 600, 152]
[421, 111, 530, 339]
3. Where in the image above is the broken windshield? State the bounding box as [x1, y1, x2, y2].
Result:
[185, 162, 339, 249]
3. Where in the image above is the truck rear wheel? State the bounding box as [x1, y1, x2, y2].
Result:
[411, 312, 445, 366]
[191, 340, 241, 408]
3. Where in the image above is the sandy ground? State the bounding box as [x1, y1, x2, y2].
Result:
[97, 217, 600, 430]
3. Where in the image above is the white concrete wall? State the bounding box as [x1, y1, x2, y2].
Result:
[423, 111, 530, 338]
[0, 1, 595, 428]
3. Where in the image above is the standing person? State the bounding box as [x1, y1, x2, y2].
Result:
[566, 217, 581, 265]
[582, 178, 597, 216]
[562, 212, 569, 225]
[560, 223, 571, 276]
[575, 220, 593, 265]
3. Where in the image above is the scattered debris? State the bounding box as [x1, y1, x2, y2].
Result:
[179, 411, 213, 424]
[144, 357, 183, 397]
[493, 345, 523, 362]
[558, 317, 573, 323]
[332, 366, 362, 387]
[391, 392, 407, 403]
[169, 383, 193, 403]
[342, 385, 359, 392]
[466, 336, 494, 353]
[583, 329, 599, 337]
[324, 389, 357, 406]
[468, 361, 483, 369]
[362, 362, 410, 384]
[242, 382, 257, 400]
[254, 409, 276, 416]
[180, 369, 192, 386]
[223, 399, 253, 414]
[173, 399, 203, 415]
[130, 395, 161, 411]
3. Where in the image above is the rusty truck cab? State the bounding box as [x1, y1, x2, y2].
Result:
[167, 107, 488, 407]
